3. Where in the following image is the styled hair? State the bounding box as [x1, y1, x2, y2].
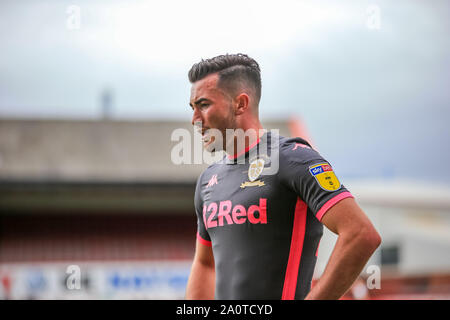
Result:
[188, 53, 262, 104]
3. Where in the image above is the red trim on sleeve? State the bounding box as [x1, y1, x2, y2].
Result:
[282, 197, 307, 300]
[316, 191, 354, 221]
[196, 232, 212, 247]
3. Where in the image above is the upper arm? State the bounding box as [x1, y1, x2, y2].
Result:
[280, 138, 380, 245]
[321, 197, 381, 246]
[279, 139, 353, 221]
[193, 171, 214, 267]
[321, 197, 373, 234]
[194, 172, 212, 243]
[193, 238, 215, 268]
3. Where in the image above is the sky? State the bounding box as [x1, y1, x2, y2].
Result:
[0, 0, 449, 184]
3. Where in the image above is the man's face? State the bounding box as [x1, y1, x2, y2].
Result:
[190, 73, 235, 151]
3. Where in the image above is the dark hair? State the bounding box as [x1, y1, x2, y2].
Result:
[188, 53, 262, 104]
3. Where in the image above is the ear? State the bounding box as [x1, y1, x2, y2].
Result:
[234, 93, 250, 116]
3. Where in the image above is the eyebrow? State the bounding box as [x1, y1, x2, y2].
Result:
[189, 98, 210, 108]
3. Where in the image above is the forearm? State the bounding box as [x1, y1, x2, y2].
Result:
[305, 231, 380, 300]
[185, 261, 215, 299]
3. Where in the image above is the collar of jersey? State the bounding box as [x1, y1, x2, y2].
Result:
[224, 131, 268, 164]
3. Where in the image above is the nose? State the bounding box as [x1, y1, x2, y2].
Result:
[191, 107, 203, 127]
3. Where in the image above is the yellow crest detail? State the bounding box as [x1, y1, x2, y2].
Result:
[309, 163, 341, 191]
[240, 180, 265, 189]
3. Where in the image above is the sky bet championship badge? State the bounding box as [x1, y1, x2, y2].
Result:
[309, 163, 341, 191]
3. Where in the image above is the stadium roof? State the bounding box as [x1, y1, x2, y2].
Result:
[0, 118, 292, 183]
[0, 118, 293, 213]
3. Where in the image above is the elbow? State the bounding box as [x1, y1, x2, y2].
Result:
[359, 226, 382, 253]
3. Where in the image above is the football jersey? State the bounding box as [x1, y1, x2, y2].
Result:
[194, 130, 353, 299]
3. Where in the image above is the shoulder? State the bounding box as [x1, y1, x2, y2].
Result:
[278, 136, 324, 165]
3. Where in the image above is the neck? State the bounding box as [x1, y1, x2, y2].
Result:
[227, 117, 264, 159]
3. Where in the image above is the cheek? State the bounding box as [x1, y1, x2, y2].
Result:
[203, 109, 216, 124]
[206, 107, 223, 123]
[204, 103, 233, 128]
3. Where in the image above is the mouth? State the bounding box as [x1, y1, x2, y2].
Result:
[194, 126, 211, 143]
[201, 129, 215, 149]
[194, 124, 217, 150]
[202, 132, 214, 147]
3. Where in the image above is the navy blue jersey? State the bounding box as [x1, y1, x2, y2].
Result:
[194, 131, 353, 300]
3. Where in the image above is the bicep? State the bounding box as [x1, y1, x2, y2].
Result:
[320, 197, 375, 236]
[194, 239, 215, 268]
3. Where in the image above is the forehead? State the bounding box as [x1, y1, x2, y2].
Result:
[190, 73, 222, 101]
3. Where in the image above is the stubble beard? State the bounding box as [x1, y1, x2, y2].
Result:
[204, 108, 236, 154]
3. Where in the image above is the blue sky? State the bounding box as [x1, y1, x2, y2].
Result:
[1, 0, 449, 184]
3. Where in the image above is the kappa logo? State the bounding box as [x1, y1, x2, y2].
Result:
[292, 143, 311, 151]
[206, 174, 218, 188]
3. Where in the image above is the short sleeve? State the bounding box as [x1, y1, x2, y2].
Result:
[279, 138, 354, 222]
[194, 172, 212, 246]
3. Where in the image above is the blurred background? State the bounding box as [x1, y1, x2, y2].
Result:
[1, 0, 450, 299]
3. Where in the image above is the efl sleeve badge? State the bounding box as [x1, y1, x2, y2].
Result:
[309, 163, 341, 191]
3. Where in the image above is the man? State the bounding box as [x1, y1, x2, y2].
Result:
[185, 53, 381, 300]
